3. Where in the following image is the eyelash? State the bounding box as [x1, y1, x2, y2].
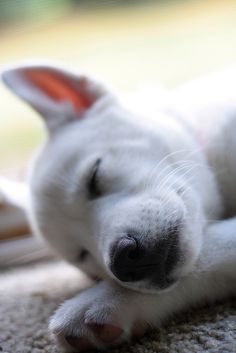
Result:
[88, 158, 102, 199]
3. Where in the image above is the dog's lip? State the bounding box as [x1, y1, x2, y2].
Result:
[113, 276, 179, 294]
[151, 276, 176, 290]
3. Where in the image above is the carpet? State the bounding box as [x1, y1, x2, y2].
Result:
[0, 260, 235, 353]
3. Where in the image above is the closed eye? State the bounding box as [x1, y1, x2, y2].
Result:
[87, 158, 102, 199]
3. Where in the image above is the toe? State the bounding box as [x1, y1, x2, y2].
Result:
[87, 322, 124, 343]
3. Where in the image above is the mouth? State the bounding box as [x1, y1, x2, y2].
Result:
[113, 275, 179, 294]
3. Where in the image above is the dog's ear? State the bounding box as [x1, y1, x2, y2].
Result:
[1, 63, 112, 132]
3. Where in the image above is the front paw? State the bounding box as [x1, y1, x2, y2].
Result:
[49, 282, 148, 352]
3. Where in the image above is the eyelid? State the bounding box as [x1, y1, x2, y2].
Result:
[88, 158, 102, 198]
[91, 158, 101, 177]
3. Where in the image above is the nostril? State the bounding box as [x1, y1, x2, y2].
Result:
[110, 235, 142, 281]
[116, 235, 139, 260]
[126, 235, 140, 260]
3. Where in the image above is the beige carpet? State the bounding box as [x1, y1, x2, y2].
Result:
[0, 260, 235, 353]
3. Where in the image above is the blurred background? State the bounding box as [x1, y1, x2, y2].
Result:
[0, 0, 236, 177]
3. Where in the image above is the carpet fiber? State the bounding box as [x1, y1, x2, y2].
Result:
[0, 260, 235, 353]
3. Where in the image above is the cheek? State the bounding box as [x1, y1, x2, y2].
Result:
[95, 214, 135, 279]
[177, 216, 204, 276]
[76, 256, 107, 280]
[180, 190, 205, 243]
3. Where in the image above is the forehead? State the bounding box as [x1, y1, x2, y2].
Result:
[43, 108, 162, 158]
[33, 104, 172, 194]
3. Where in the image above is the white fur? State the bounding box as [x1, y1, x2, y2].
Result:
[1, 64, 236, 351]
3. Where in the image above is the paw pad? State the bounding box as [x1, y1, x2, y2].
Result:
[62, 323, 124, 351]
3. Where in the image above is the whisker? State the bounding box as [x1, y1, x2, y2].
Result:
[143, 145, 205, 190]
[156, 163, 201, 194]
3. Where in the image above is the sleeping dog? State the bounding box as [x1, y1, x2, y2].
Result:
[1, 64, 236, 352]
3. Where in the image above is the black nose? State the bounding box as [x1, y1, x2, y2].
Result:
[110, 233, 179, 287]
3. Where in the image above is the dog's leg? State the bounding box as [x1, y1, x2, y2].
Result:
[50, 218, 236, 352]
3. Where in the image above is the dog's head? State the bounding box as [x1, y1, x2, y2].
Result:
[2, 63, 217, 293]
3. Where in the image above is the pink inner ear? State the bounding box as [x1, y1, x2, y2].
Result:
[24, 70, 94, 114]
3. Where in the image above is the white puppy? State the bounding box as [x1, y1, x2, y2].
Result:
[1, 64, 236, 352]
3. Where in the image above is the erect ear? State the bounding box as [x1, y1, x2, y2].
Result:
[1, 62, 113, 133]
